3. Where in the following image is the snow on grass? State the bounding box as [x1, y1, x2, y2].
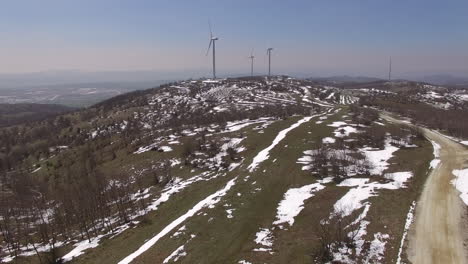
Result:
[238, 261, 252, 264]
[338, 178, 369, 187]
[248, 114, 320, 172]
[384, 171, 413, 188]
[351, 204, 371, 256]
[226, 208, 235, 219]
[429, 140, 441, 169]
[170, 158, 181, 167]
[332, 204, 371, 262]
[224, 118, 273, 133]
[365, 232, 390, 262]
[396, 201, 416, 264]
[333, 126, 358, 137]
[57, 170, 222, 256]
[452, 169, 468, 205]
[210, 137, 245, 170]
[213, 106, 228, 112]
[335, 172, 412, 217]
[360, 139, 399, 175]
[228, 162, 241, 171]
[171, 225, 186, 238]
[202, 79, 220, 83]
[160, 146, 173, 152]
[297, 149, 368, 177]
[312, 97, 334, 107]
[146, 172, 220, 212]
[3, 241, 66, 262]
[322, 137, 336, 144]
[327, 121, 347, 127]
[273, 181, 326, 228]
[374, 121, 385, 126]
[334, 180, 375, 217]
[163, 245, 187, 263]
[62, 235, 104, 262]
[254, 228, 273, 250]
[461, 141, 468, 146]
[118, 177, 237, 264]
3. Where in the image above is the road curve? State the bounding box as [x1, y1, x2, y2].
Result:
[383, 114, 468, 264]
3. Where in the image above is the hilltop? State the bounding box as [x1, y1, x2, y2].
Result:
[0, 76, 467, 264]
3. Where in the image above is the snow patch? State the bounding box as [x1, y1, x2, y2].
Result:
[452, 169, 468, 205]
[160, 146, 173, 152]
[396, 201, 416, 264]
[62, 235, 104, 262]
[429, 140, 441, 169]
[360, 139, 399, 175]
[334, 172, 412, 217]
[365, 233, 390, 262]
[118, 177, 237, 264]
[328, 121, 347, 127]
[334, 126, 358, 137]
[322, 137, 336, 144]
[254, 228, 273, 248]
[163, 245, 187, 263]
[273, 182, 326, 228]
[248, 115, 320, 171]
[384, 171, 413, 188]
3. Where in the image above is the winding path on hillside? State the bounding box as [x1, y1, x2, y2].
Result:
[383, 114, 468, 264]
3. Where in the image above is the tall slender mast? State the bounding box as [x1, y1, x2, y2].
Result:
[267, 48, 273, 76]
[249, 55, 254, 76]
[389, 56, 392, 81]
[212, 41, 216, 79]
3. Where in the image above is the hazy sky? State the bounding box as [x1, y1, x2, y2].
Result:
[1, 0, 467, 78]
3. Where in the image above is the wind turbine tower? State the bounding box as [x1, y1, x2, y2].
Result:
[388, 56, 392, 81]
[206, 23, 219, 79]
[248, 50, 255, 76]
[267, 48, 273, 76]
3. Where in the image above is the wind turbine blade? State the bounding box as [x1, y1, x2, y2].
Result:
[205, 40, 213, 56]
[208, 20, 213, 39]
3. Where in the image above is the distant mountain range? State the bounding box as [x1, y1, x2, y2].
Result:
[308, 74, 468, 87]
[308, 75, 384, 83]
[410, 74, 468, 86]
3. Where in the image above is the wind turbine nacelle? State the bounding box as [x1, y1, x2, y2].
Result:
[211, 37, 219, 40]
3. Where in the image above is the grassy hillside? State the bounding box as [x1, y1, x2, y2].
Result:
[0, 103, 75, 128]
[0, 77, 446, 263]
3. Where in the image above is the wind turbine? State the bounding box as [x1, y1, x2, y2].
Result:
[388, 56, 392, 81]
[248, 49, 255, 76]
[206, 22, 219, 79]
[267, 48, 273, 77]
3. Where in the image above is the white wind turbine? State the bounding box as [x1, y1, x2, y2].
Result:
[267, 47, 273, 76]
[206, 22, 219, 79]
[248, 49, 255, 76]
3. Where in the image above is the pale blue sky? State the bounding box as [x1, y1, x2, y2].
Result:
[1, 0, 467, 78]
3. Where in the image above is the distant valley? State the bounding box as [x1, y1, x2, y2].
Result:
[0, 81, 169, 107]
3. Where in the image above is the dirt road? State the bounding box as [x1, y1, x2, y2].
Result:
[383, 114, 468, 264]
